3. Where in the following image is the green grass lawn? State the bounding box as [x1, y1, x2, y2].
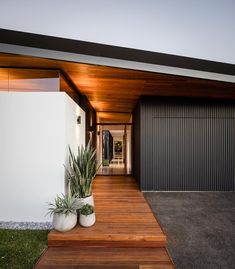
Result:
[0, 229, 49, 269]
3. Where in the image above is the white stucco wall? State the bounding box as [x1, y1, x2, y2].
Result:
[0, 92, 85, 222]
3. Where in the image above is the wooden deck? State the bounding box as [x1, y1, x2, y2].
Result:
[35, 176, 174, 268]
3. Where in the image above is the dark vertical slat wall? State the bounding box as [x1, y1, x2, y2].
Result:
[133, 102, 141, 186]
[136, 97, 235, 191]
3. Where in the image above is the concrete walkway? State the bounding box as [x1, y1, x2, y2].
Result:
[145, 192, 235, 269]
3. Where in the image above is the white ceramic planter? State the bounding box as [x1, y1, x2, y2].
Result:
[52, 212, 77, 232]
[79, 212, 96, 227]
[76, 194, 94, 209]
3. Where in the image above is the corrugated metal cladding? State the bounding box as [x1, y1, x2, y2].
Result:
[139, 97, 235, 191]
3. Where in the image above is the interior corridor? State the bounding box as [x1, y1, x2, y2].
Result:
[96, 113, 132, 175]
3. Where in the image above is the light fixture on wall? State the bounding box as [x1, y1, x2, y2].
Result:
[77, 116, 81, 124]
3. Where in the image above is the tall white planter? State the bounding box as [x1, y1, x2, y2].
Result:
[52, 212, 77, 232]
[79, 213, 96, 227]
[76, 194, 94, 209]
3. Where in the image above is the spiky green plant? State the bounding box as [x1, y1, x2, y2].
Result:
[80, 204, 94, 216]
[47, 193, 77, 216]
[66, 141, 99, 198]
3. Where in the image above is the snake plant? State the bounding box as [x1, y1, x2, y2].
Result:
[66, 141, 98, 198]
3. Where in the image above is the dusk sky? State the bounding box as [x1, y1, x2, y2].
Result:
[0, 0, 235, 64]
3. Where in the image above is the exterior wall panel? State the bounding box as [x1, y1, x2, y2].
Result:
[0, 92, 86, 221]
[133, 102, 141, 187]
[140, 97, 235, 191]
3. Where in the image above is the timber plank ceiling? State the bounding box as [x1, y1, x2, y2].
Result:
[1, 53, 235, 113]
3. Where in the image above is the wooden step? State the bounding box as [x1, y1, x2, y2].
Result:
[48, 176, 166, 248]
[48, 213, 166, 247]
[35, 247, 174, 269]
[39, 176, 172, 268]
[48, 222, 166, 247]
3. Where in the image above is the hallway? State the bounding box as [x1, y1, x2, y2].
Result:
[98, 162, 126, 175]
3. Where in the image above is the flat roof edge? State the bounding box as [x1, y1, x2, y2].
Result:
[1, 28, 235, 76]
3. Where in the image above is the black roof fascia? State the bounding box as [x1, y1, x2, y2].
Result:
[0, 28, 235, 76]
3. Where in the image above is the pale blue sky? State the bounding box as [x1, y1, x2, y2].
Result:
[0, 0, 235, 64]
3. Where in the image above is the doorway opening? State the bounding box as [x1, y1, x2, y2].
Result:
[96, 124, 132, 175]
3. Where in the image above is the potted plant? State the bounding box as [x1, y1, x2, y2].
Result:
[79, 204, 96, 227]
[66, 141, 99, 209]
[47, 193, 78, 232]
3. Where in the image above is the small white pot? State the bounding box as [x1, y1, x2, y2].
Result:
[76, 194, 94, 209]
[52, 212, 77, 232]
[79, 213, 96, 227]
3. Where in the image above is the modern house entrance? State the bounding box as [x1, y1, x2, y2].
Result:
[1, 29, 235, 225]
[1, 28, 235, 268]
[1, 49, 235, 193]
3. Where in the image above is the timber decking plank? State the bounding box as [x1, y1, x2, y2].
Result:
[35, 247, 174, 268]
[48, 240, 166, 248]
[95, 212, 158, 223]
